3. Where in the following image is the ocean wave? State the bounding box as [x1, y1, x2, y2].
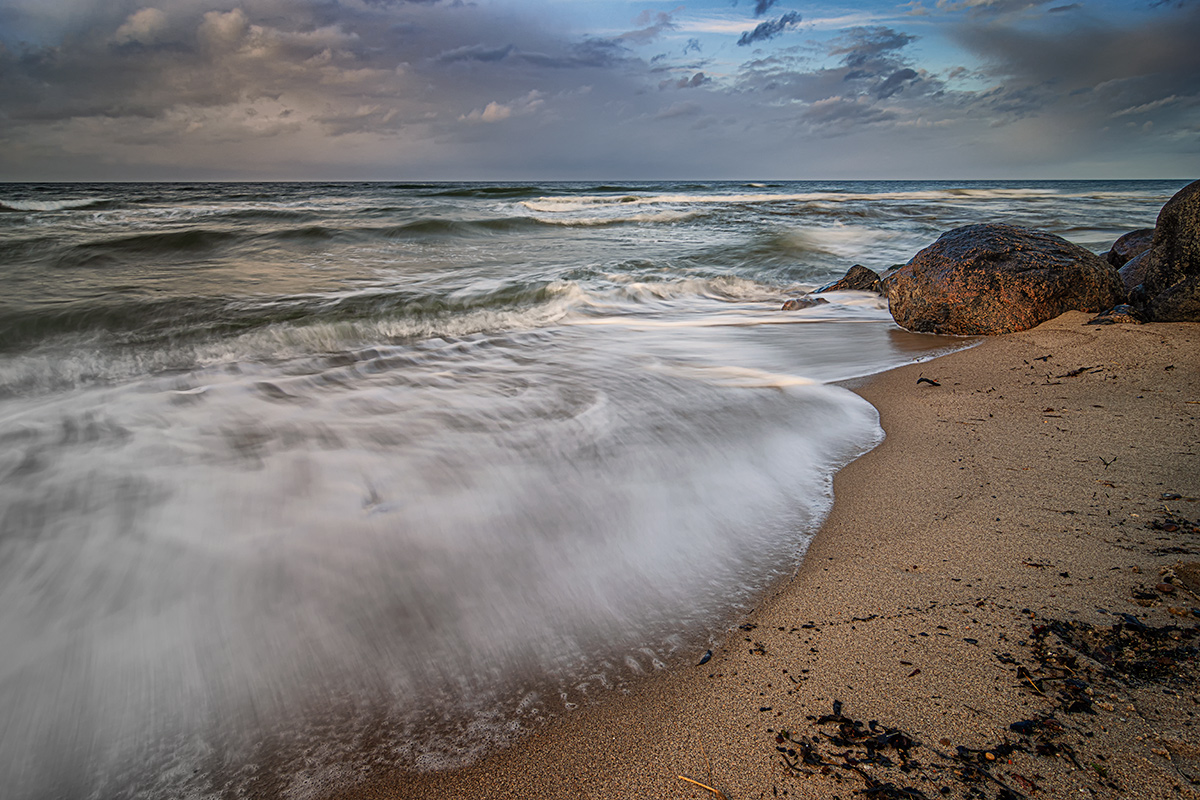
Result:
[0, 197, 120, 213]
[519, 186, 1137, 214]
[0, 266, 844, 388]
[0, 284, 592, 395]
[367, 216, 547, 238]
[213, 207, 321, 223]
[537, 210, 702, 226]
[420, 185, 548, 199]
[42, 217, 547, 264]
[58, 228, 241, 262]
[586, 271, 785, 305]
[0, 277, 589, 356]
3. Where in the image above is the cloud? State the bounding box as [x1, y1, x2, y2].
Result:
[655, 100, 703, 119]
[754, 0, 779, 16]
[949, 3, 1200, 123]
[0, 0, 1196, 180]
[801, 95, 896, 131]
[436, 44, 517, 64]
[829, 26, 917, 66]
[460, 91, 545, 124]
[198, 8, 249, 52]
[113, 8, 168, 47]
[660, 72, 709, 90]
[935, 0, 1057, 15]
[737, 11, 802, 46]
[876, 67, 919, 98]
[1111, 95, 1187, 117]
[619, 9, 680, 45]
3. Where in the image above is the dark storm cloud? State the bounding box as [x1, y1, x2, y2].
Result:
[737, 11, 801, 46]
[950, 3, 1200, 122]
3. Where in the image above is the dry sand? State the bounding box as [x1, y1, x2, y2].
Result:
[331, 312, 1200, 800]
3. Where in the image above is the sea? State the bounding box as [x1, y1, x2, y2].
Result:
[0, 179, 1185, 800]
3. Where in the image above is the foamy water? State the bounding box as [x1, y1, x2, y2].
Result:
[0, 180, 1183, 799]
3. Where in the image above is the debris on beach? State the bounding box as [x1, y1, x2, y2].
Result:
[1024, 614, 1200, 687]
[773, 699, 1074, 799]
[772, 595, 1200, 799]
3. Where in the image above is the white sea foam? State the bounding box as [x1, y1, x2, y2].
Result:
[0, 197, 111, 212]
[0, 319, 897, 799]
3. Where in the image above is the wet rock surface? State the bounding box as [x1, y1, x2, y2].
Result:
[886, 224, 1125, 335]
[816, 264, 883, 294]
[781, 296, 830, 311]
[1141, 179, 1200, 322]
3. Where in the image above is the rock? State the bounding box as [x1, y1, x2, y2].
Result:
[781, 296, 829, 311]
[886, 224, 1126, 335]
[816, 264, 882, 294]
[1118, 250, 1151, 293]
[1106, 228, 1154, 268]
[1141, 180, 1200, 322]
[1087, 304, 1143, 325]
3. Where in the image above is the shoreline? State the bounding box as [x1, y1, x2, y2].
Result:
[327, 311, 1199, 800]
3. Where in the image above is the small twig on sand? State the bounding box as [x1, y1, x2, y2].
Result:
[677, 775, 729, 800]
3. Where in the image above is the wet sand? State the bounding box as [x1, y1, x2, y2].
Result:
[329, 311, 1200, 800]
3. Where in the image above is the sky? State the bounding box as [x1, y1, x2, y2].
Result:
[0, 0, 1197, 180]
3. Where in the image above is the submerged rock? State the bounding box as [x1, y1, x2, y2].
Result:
[886, 224, 1125, 335]
[1141, 180, 1200, 322]
[781, 296, 830, 311]
[1106, 228, 1154, 269]
[816, 264, 882, 294]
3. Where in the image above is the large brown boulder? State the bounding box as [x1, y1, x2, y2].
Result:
[1141, 180, 1200, 322]
[1106, 228, 1153, 268]
[886, 224, 1125, 335]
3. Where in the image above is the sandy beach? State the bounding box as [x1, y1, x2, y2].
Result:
[328, 311, 1200, 800]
